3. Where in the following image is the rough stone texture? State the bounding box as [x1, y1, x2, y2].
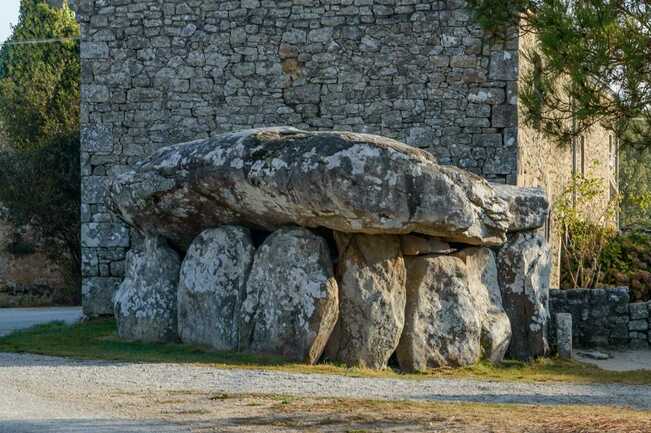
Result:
[177, 226, 255, 351]
[326, 233, 406, 369]
[555, 313, 572, 359]
[396, 255, 482, 371]
[113, 236, 181, 342]
[497, 232, 551, 361]
[399, 235, 455, 256]
[455, 247, 511, 363]
[492, 184, 549, 232]
[629, 302, 649, 320]
[239, 227, 338, 364]
[108, 128, 513, 248]
[79, 0, 522, 314]
[549, 287, 633, 347]
[83, 277, 121, 317]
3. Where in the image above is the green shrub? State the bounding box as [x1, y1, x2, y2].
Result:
[599, 230, 651, 301]
[555, 175, 618, 289]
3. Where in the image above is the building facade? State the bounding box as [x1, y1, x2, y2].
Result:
[78, 0, 615, 315]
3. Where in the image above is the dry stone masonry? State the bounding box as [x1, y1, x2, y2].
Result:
[78, 0, 520, 315]
[108, 128, 551, 367]
[549, 287, 651, 349]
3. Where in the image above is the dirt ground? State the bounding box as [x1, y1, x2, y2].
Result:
[111, 391, 651, 433]
[2, 352, 650, 432]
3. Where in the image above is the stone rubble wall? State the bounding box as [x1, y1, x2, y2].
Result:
[549, 287, 650, 349]
[78, 0, 519, 315]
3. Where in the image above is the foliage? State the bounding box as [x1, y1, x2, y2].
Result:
[600, 229, 651, 301]
[0, 0, 80, 292]
[0, 136, 81, 289]
[468, 0, 651, 150]
[0, 0, 79, 151]
[554, 174, 618, 289]
[618, 120, 651, 227]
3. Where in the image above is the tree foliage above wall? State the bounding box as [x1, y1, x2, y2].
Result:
[0, 0, 80, 296]
[468, 0, 651, 150]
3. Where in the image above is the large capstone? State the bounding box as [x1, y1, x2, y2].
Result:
[396, 255, 482, 371]
[177, 226, 255, 351]
[113, 236, 180, 342]
[239, 227, 339, 364]
[492, 184, 549, 233]
[497, 232, 551, 361]
[108, 127, 514, 248]
[455, 247, 512, 363]
[325, 233, 406, 369]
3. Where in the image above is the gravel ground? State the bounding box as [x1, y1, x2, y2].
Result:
[2, 352, 651, 408]
[575, 349, 651, 372]
[1, 352, 651, 432]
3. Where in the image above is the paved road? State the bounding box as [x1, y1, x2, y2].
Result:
[0, 307, 83, 336]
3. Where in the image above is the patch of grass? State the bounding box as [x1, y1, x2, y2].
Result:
[1, 319, 651, 385]
[278, 396, 651, 433]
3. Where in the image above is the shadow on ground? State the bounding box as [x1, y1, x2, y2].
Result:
[0, 419, 192, 433]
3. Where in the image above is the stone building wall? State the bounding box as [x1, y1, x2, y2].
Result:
[78, 0, 520, 315]
[516, 31, 618, 288]
[550, 287, 650, 348]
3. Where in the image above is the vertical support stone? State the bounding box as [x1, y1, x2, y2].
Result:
[556, 313, 572, 359]
[496, 231, 551, 361]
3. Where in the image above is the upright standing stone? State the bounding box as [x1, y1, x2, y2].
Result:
[177, 226, 255, 351]
[113, 236, 181, 342]
[325, 233, 406, 369]
[396, 255, 482, 371]
[556, 313, 573, 359]
[239, 227, 339, 364]
[497, 232, 551, 360]
[455, 247, 512, 363]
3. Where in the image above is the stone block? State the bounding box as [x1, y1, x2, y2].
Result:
[81, 84, 109, 103]
[81, 124, 113, 153]
[628, 319, 648, 332]
[629, 331, 648, 340]
[555, 313, 572, 359]
[80, 41, 109, 59]
[629, 302, 649, 320]
[610, 323, 630, 338]
[81, 223, 130, 248]
[489, 51, 517, 81]
[405, 127, 437, 148]
[82, 277, 122, 317]
[82, 176, 109, 205]
[491, 104, 517, 128]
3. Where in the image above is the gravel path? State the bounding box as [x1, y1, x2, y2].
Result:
[2, 352, 651, 411]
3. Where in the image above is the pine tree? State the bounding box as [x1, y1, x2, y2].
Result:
[469, 0, 651, 150]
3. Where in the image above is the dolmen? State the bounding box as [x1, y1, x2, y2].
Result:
[108, 127, 551, 370]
